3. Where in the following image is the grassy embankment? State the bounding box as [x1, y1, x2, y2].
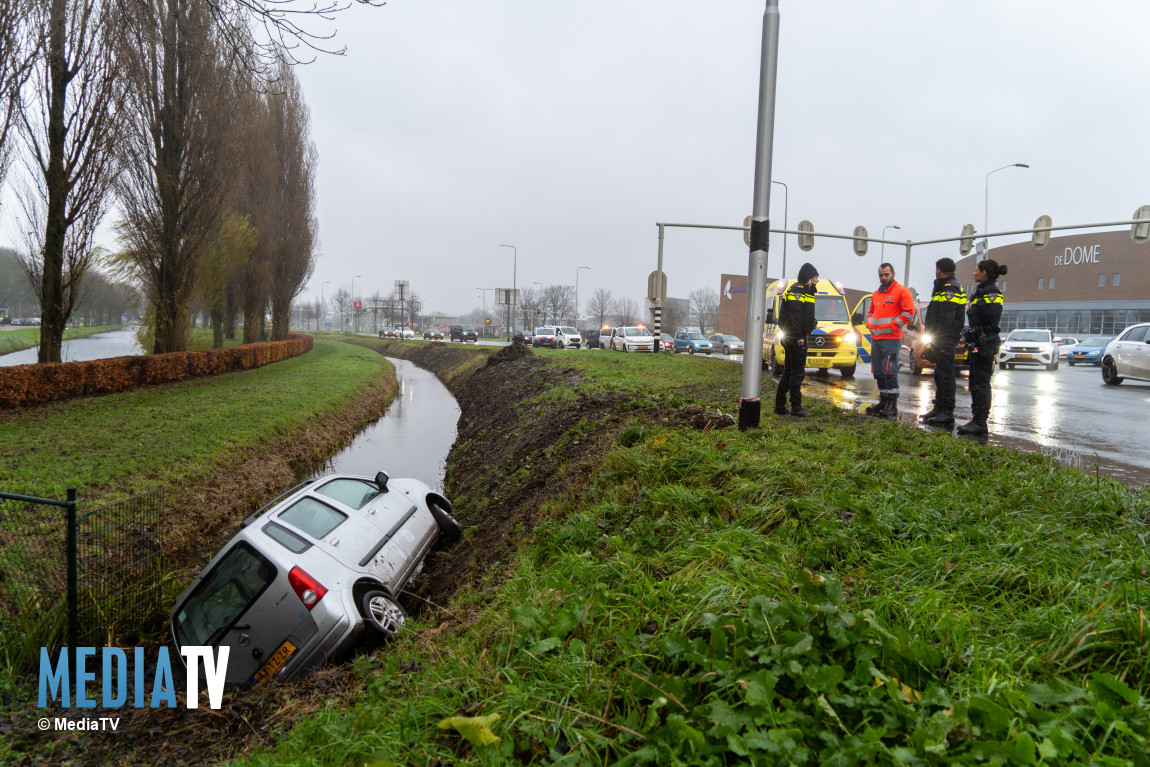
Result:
[0, 325, 122, 356]
[240, 339, 1150, 766]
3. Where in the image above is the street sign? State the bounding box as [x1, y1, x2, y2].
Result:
[647, 271, 667, 303]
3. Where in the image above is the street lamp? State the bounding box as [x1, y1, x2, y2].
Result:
[475, 287, 488, 337]
[984, 163, 1029, 251]
[575, 266, 590, 328]
[320, 281, 331, 331]
[533, 281, 543, 325]
[772, 180, 787, 277]
[351, 274, 363, 333]
[881, 225, 901, 262]
[500, 244, 517, 333]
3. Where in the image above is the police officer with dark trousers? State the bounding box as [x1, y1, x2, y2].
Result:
[773, 263, 819, 417]
[957, 258, 1008, 440]
[919, 258, 967, 429]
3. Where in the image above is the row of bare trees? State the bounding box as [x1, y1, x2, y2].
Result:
[1, 0, 362, 362]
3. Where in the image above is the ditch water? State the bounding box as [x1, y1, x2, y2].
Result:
[0, 325, 145, 366]
[307, 356, 459, 492]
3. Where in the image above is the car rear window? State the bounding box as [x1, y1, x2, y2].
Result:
[314, 478, 381, 510]
[278, 497, 347, 538]
[173, 542, 275, 647]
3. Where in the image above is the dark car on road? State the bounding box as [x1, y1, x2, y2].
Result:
[450, 324, 478, 342]
[423, 328, 444, 340]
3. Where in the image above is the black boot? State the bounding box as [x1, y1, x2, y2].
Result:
[790, 406, 809, 417]
[919, 404, 941, 422]
[956, 418, 988, 439]
[773, 398, 788, 415]
[878, 395, 898, 419]
[925, 408, 955, 428]
[864, 395, 886, 416]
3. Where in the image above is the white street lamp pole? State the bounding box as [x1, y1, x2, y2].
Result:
[500, 244, 517, 334]
[321, 281, 331, 331]
[881, 224, 901, 262]
[351, 274, 363, 333]
[984, 163, 1029, 253]
[575, 266, 590, 329]
[772, 180, 787, 277]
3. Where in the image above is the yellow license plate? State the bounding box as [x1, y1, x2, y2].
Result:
[808, 358, 833, 368]
[251, 640, 297, 685]
[1017, 354, 1032, 359]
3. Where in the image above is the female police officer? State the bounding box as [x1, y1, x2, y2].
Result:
[957, 258, 1009, 440]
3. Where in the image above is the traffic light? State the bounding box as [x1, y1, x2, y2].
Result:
[852, 225, 868, 257]
[485, 318, 491, 324]
[1032, 215, 1052, 250]
[797, 220, 814, 251]
[959, 224, 976, 255]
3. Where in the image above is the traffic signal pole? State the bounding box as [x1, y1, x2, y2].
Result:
[740, 0, 781, 431]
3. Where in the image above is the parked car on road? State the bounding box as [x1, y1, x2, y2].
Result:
[450, 324, 478, 342]
[998, 329, 1059, 370]
[1066, 336, 1112, 366]
[1101, 323, 1150, 385]
[673, 329, 712, 355]
[658, 333, 674, 351]
[611, 326, 655, 352]
[423, 328, 444, 340]
[395, 327, 415, 339]
[170, 471, 461, 685]
[379, 328, 396, 338]
[708, 334, 744, 355]
[532, 326, 564, 349]
[586, 329, 603, 349]
[1055, 336, 1078, 359]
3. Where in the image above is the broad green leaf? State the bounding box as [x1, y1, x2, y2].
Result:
[1023, 678, 1087, 707]
[437, 713, 502, 747]
[1090, 672, 1140, 706]
[529, 636, 562, 655]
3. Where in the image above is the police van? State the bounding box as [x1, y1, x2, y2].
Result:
[763, 278, 858, 377]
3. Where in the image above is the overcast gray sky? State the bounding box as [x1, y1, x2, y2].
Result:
[7, 1, 1149, 322]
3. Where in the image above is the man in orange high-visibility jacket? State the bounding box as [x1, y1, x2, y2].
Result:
[863, 262, 915, 418]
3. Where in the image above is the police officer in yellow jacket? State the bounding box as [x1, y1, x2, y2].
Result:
[920, 258, 967, 429]
[773, 263, 820, 417]
[957, 259, 1008, 440]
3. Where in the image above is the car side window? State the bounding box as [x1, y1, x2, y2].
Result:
[315, 478, 381, 510]
[278, 497, 347, 539]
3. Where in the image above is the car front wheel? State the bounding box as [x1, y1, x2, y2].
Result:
[360, 590, 407, 638]
[1102, 357, 1123, 386]
[688, 346, 694, 355]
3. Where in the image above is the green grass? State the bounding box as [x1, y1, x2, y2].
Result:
[233, 346, 1150, 766]
[0, 337, 389, 502]
[0, 324, 122, 355]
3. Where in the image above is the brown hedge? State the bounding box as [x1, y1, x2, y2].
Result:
[0, 334, 314, 410]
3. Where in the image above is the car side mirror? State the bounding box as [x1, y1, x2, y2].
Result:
[765, 308, 775, 324]
[375, 471, 390, 493]
[851, 312, 863, 326]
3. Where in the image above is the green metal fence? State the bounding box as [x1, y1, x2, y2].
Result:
[0, 488, 165, 672]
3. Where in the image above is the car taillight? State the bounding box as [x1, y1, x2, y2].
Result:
[288, 566, 327, 610]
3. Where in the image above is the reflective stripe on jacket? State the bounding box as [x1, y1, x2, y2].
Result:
[779, 284, 816, 340]
[924, 275, 967, 347]
[865, 280, 914, 340]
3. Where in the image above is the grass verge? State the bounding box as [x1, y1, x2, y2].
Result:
[236, 343, 1150, 766]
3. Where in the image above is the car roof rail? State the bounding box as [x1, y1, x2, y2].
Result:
[242, 479, 318, 527]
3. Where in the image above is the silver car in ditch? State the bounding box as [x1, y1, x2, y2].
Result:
[170, 471, 460, 685]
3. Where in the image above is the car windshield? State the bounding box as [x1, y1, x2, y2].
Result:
[534, 327, 551, 335]
[560, 327, 577, 335]
[1008, 330, 1052, 342]
[687, 332, 705, 340]
[174, 542, 275, 647]
[625, 328, 651, 337]
[722, 335, 741, 342]
[814, 297, 848, 321]
[1081, 337, 1112, 346]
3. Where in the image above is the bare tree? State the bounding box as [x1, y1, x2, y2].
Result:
[266, 59, 316, 341]
[0, 0, 34, 207]
[612, 297, 640, 327]
[689, 287, 719, 333]
[586, 287, 613, 331]
[16, 0, 124, 362]
[328, 287, 350, 331]
[543, 284, 575, 325]
[518, 285, 541, 328]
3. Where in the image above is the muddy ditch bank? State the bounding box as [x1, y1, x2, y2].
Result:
[4, 340, 730, 766]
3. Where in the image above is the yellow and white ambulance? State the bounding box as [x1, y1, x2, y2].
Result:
[762, 278, 858, 377]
